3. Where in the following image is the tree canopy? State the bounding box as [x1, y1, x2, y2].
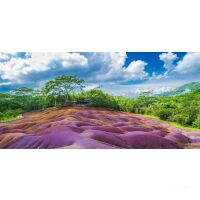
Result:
[44, 75, 84, 106]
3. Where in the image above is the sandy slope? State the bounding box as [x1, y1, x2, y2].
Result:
[0, 107, 199, 149]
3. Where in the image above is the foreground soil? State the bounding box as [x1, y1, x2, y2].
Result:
[0, 107, 200, 149]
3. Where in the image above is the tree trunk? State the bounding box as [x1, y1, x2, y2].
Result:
[64, 93, 69, 106]
[55, 98, 57, 107]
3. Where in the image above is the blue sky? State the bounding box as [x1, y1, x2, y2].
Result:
[126, 52, 186, 75]
[0, 52, 200, 96]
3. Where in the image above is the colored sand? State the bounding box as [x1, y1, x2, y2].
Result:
[0, 107, 199, 149]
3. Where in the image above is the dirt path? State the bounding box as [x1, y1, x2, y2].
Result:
[0, 107, 200, 149]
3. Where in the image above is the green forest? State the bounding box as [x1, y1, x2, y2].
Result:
[0, 75, 200, 129]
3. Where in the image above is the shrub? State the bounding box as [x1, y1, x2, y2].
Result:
[173, 114, 190, 125]
[155, 109, 173, 120]
[193, 116, 200, 128]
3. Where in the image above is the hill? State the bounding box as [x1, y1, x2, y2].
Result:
[158, 82, 200, 96]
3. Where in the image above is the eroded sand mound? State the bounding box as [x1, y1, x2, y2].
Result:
[0, 107, 199, 149]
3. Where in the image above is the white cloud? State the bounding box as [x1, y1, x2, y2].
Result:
[175, 52, 200, 74]
[0, 57, 27, 82]
[0, 53, 10, 61]
[0, 52, 88, 83]
[0, 52, 18, 61]
[149, 52, 179, 80]
[25, 52, 88, 74]
[159, 52, 178, 72]
[86, 52, 127, 81]
[149, 71, 168, 80]
[89, 53, 148, 82]
[151, 52, 200, 82]
[0, 82, 12, 86]
[124, 60, 148, 80]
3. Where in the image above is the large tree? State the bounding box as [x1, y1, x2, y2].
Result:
[44, 75, 84, 106]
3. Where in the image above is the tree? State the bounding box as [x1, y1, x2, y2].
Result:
[13, 87, 34, 97]
[12, 87, 35, 111]
[193, 116, 200, 128]
[44, 75, 84, 106]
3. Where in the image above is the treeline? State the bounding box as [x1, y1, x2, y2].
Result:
[0, 75, 200, 129]
[116, 91, 200, 129]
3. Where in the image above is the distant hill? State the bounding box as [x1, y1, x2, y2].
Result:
[158, 82, 200, 96]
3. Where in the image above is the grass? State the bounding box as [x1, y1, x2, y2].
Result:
[169, 121, 200, 131]
[142, 114, 200, 131]
[0, 115, 21, 122]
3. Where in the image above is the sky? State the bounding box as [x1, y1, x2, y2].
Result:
[0, 52, 200, 97]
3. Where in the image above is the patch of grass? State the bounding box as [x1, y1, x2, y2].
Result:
[142, 114, 160, 120]
[0, 115, 21, 122]
[168, 121, 200, 131]
[142, 114, 200, 131]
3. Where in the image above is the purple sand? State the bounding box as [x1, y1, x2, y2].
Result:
[0, 107, 197, 149]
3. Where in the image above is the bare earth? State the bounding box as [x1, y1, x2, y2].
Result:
[0, 107, 200, 149]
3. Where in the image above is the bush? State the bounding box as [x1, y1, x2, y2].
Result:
[0, 109, 23, 122]
[193, 117, 200, 128]
[155, 109, 173, 120]
[0, 109, 24, 121]
[0, 112, 4, 118]
[172, 114, 190, 125]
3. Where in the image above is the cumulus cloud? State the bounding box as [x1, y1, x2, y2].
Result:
[124, 60, 148, 80]
[92, 54, 148, 82]
[0, 52, 88, 84]
[0, 52, 18, 61]
[149, 71, 169, 80]
[0, 52, 149, 89]
[0, 53, 10, 61]
[175, 52, 200, 74]
[0, 57, 27, 82]
[24, 53, 88, 74]
[84, 52, 128, 82]
[159, 52, 178, 71]
[149, 52, 179, 80]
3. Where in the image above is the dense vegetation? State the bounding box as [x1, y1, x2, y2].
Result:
[0, 75, 200, 129]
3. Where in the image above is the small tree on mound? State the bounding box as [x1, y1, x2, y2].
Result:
[44, 75, 84, 106]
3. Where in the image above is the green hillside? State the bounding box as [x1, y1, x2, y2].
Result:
[158, 82, 200, 96]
